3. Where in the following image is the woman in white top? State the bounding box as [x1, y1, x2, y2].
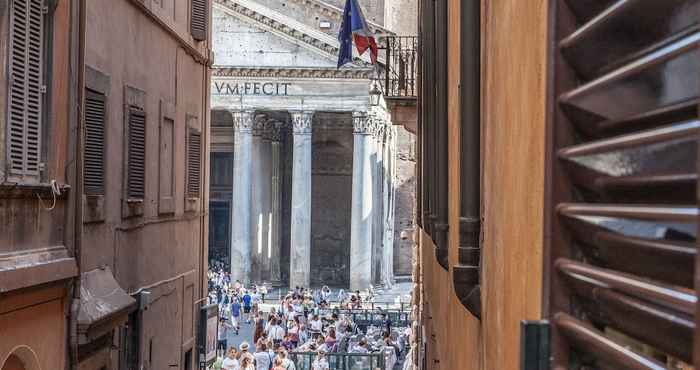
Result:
[222, 348, 240, 370]
[308, 315, 323, 338]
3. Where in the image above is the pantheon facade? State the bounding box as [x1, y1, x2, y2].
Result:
[209, 0, 406, 289]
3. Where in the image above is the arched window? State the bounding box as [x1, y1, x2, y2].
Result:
[2, 346, 41, 370]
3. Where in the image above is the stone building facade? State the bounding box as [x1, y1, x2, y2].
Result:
[208, 0, 414, 289]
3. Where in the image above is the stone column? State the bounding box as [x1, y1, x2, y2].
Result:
[382, 125, 396, 287]
[269, 121, 283, 284]
[259, 120, 274, 282]
[372, 123, 384, 285]
[230, 109, 254, 284]
[251, 114, 266, 283]
[289, 111, 314, 288]
[350, 111, 374, 291]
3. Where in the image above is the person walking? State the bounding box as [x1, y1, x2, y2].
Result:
[272, 358, 285, 370]
[243, 290, 253, 324]
[253, 313, 265, 345]
[254, 341, 273, 370]
[240, 356, 255, 370]
[277, 350, 296, 370]
[222, 347, 240, 370]
[269, 318, 285, 346]
[231, 299, 242, 334]
[311, 350, 329, 370]
[218, 318, 233, 356]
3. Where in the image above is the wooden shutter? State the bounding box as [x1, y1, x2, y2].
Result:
[187, 129, 201, 198]
[84, 89, 106, 195]
[546, 0, 698, 368]
[127, 108, 146, 199]
[7, 0, 44, 182]
[190, 0, 208, 41]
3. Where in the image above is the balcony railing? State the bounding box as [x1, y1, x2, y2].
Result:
[289, 352, 386, 370]
[380, 36, 417, 98]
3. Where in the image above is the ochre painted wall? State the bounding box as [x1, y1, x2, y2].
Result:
[419, 1, 548, 369]
[0, 285, 68, 370]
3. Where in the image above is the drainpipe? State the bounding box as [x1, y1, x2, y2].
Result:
[452, 0, 481, 319]
[68, 0, 86, 368]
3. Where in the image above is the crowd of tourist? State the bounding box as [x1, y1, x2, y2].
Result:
[207, 269, 412, 370]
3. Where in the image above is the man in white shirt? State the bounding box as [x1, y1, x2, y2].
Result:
[308, 315, 323, 339]
[269, 319, 285, 345]
[254, 341, 273, 370]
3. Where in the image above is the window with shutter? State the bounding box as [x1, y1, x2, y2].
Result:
[127, 107, 146, 200]
[190, 0, 208, 42]
[84, 89, 106, 196]
[187, 128, 201, 198]
[7, 0, 45, 183]
[545, 0, 698, 368]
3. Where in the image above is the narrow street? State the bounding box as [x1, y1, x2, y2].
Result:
[2, 1, 698, 370]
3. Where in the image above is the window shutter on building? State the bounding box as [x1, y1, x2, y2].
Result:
[8, 0, 44, 183]
[127, 108, 146, 199]
[546, 0, 698, 368]
[187, 129, 201, 198]
[190, 0, 208, 41]
[84, 89, 106, 195]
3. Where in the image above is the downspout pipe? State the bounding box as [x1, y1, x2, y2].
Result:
[453, 0, 481, 319]
[68, 0, 86, 368]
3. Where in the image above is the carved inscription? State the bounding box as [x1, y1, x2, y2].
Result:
[213, 81, 292, 96]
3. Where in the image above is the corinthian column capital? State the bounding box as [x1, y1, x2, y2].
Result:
[252, 114, 267, 136]
[352, 111, 373, 135]
[290, 111, 313, 134]
[231, 109, 255, 133]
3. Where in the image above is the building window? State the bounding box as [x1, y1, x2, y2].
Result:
[5, 0, 49, 184]
[84, 89, 106, 196]
[190, 0, 208, 41]
[158, 101, 176, 214]
[186, 128, 202, 198]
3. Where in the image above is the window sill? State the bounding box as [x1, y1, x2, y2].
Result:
[0, 182, 70, 199]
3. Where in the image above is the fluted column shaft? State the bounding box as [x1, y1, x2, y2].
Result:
[259, 121, 274, 282]
[251, 115, 266, 283]
[289, 111, 314, 288]
[269, 122, 282, 284]
[230, 110, 254, 284]
[350, 111, 374, 290]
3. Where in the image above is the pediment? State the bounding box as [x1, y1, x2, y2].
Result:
[213, 0, 369, 69]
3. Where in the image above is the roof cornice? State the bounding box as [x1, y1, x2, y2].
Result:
[214, 0, 383, 66]
[284, 0, 393, 36]
[215, 0, 341, 60]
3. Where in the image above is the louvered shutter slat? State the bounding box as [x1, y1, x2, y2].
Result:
[187, 130, 201, 197]
[128, 109, 146, 199]
[190, 0, 208, 41]
[548, 0, 699, 367]
[84, 90, 106, 195]
[8, 0, 44, 181]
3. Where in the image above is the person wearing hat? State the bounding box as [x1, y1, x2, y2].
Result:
[239, 342, 254, 363]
